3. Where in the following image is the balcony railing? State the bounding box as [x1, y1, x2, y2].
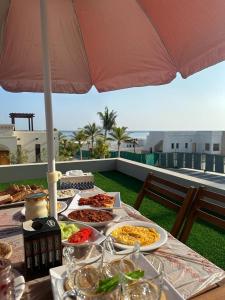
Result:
[1, 158, 225, 196]
[77, 150, 225, 174]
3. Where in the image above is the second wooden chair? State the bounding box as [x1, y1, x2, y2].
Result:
[133, 173, 197, 238]
[179, 186, 225, 243]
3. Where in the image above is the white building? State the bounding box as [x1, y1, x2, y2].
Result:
[109, 139, 145, 153]
[0, 124, 59, 165]
[144, 131, 225, 155]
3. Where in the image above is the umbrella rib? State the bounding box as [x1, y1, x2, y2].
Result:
[72, 2, 93, 86]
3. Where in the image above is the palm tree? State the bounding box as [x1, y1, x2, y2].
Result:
[84, 123, 102, 153]
[97, 107, 117, 140]
[109, 127, 131, 157]
[58, 131, 68, 156]
[94, 138, 110, 159]
[58, 131, 66, 141]
[58, 131, 67, 146]
[71, 130, 87, 160]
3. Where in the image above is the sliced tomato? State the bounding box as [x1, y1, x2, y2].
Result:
[68, 227, 92, 244]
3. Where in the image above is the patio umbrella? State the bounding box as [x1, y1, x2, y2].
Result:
[0, 0, 225, 218]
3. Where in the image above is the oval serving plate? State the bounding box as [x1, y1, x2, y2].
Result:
[105, 220, 168, 251]
[62, 208, 118, 228]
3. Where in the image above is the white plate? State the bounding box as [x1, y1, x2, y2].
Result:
[62, 209, 119, 228]
[68, 191, 121, 210]
[59, 221, 106, 246]
[21, 201, 68, 216]
[49, 253, 184, 300]
[13, 270, 25, 300]
[0, 200, 25, 209]
[105, 221, 168, 251]
[57, 189, 77, 200]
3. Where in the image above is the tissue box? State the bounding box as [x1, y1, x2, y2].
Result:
[60, 172, 94, 190]
[23, 217, 62, 279]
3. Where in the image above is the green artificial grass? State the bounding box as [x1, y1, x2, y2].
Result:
[0, 170, 224, 269]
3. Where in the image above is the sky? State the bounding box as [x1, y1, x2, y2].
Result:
[0, 61, 225, 131]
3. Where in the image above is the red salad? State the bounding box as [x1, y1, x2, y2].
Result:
[68, 227, 92, 244]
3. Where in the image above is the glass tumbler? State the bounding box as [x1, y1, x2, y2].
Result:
[0, 259, 15, 300]
[121, 254, 164, 300]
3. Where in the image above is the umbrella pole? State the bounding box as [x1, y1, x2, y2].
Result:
[40, 0, 58, 219]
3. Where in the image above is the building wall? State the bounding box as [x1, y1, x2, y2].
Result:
[221, 132, 225, 155]
[109, 139, 145, 152]
[0, 124, 14, 136]
[145, 131, 164, 152]
[0, 123, 59, 164]
[145, 131, 224, 154]
[0, 137, 17, 154]
[163, 131, 194, 152]
[14, 130, 59, 163]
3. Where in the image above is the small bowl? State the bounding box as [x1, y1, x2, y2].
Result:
[0, 242, 12, 259]
[59, 221, 106, 246]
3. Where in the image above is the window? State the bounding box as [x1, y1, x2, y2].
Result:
[176, 143, 179, 149]
[185, 143, 188, 149]
[171, 143, 174, 149]
[35, 144, 41, 162]
[213, 143, 220, 151]
[205, 143, 210, 151]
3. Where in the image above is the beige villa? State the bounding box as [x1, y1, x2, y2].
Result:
[0, 123, 59, 165]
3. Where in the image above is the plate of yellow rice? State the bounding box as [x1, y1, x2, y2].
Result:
[106, 221, 167, 251]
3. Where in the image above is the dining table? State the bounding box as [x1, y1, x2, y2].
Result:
[0, 186, 224, 300]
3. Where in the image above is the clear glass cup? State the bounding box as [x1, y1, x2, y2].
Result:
[0, 258, 15, 300]
[63, 244, 105, 298]
[120, 253, 164, 300]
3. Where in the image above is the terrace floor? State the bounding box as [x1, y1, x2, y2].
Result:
[1, 170, 224, 270]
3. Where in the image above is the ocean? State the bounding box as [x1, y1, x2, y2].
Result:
[61, 130, 149, 140]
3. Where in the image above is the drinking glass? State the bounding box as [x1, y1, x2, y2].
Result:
[62, 244, 104, 298]
[102, 241, 140, 279]
[121, 253, 164, 300]
[0, 258, 15, 300]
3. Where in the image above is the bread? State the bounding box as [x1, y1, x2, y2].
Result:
[5, 184, 20, 195]
[0, 191, 8, 197]
[102, 196, 115, 208]
[11, 190, 32, 203]
[0, 242, 12, 259]
[0, 185, 48, 206]
[0, 194, 12, 205]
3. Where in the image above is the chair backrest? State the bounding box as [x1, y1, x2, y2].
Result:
[180, 186, 225, 243]
[134, 173, 197, 238]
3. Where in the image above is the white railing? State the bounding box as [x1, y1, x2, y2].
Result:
[0, 158, 225, 195]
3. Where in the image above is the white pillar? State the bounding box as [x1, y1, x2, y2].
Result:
[40, 0, 57, 219]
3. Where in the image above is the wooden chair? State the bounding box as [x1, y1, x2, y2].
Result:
[179, 186, 225, 243]
[133, 173, 197, 238]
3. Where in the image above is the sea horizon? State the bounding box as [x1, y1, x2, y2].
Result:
[61, 130, 149, 139]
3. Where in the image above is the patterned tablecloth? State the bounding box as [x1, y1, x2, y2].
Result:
[0, 191, 224, 300]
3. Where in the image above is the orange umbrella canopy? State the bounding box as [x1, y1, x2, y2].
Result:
[0, 0, 225, 93]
